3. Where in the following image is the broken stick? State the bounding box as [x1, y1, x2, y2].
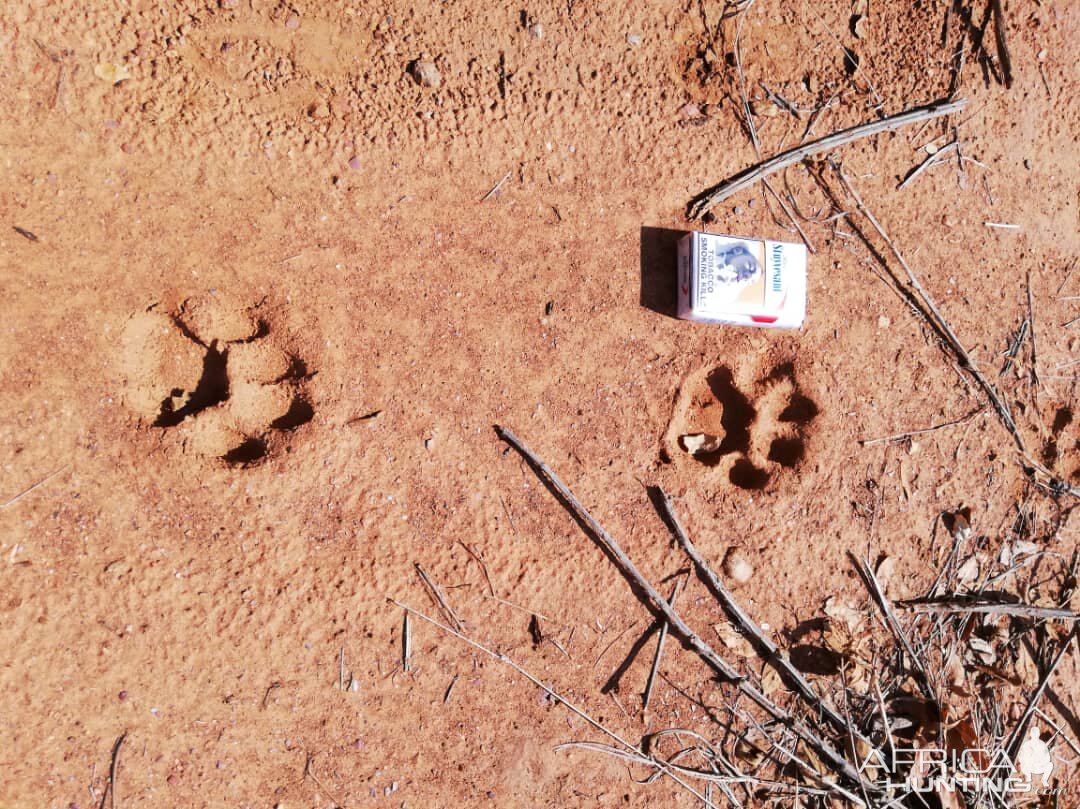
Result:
[659, 488, 874, 750]
[494, 425, 878, 799]
[391, 598, 716, 806]
[414, 562, 464, 632]
[688, 97, 967, 218]
[642, 576, 684, 713]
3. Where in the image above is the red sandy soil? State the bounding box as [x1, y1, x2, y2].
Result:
[1, 0, 1077, 806]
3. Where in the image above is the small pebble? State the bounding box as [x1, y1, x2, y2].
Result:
[409, 59, 441, 88]
[733, 206, 743, 215]
[626, 33, 642, 46]
[285, 15, 300, 30]
[877, 315, 890, 329]
[528, 22, 543, 40]
[723, 548, 754, 584]
[118, 690, 128, 700]
[348, 155, 362, 170]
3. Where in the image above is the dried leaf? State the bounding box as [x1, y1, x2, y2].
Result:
[734, 728, 769, 766]
[943, 653, 971, 698]
[852, 14, 869, 39]
[823, 597, 864, 633]
[946, 716, 984, 768]
[760, 663, 784, 695]
[842, 659, 869, 693]
[713, 622, 753, 658]
[679, 433, 723, 456]
[998, 539, 1040, 566]
[875, 555, 896, 593]
[956, 555, 980, 586]
[966, 635, 996, 666]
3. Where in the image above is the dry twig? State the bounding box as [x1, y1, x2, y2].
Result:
[495, 425, 878, 800]
[661, 489, 874, 749]
[688, 97, 967, 218]
[390, 598, 718, 805]
[98, 732, 127, 809]
[643, 576, 684, 714]
[828, 160, 1080, 498]
[414, 562, 464, 632]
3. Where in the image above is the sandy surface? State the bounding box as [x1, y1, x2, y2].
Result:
[1, 0, 1078, 806]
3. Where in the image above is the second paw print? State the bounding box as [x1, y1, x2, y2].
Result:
[665, 360, 820, 490]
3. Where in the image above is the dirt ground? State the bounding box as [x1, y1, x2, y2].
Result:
[1, 0, 1078, 806]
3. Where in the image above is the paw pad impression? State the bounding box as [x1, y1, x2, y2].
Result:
[665, 361, 819, 490]
[119, 293, 312, 463]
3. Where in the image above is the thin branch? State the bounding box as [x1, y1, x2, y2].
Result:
[414, 563, 464, 632]
[1005, 628, 1077, 761]
[905, 599, 1079, 621]
[390, 598, 717, 806]
[99, 732, 127, 809]
[494, 425, 877, 800]
[659, 488, 874, 751]
[897, 141, 959, 190]
[828, 160, 1080, 498]
[851, 554, 937, 703]
[859, 407, 987, 446]
[643, 576, 684, 712]
[2, 465, 67, 509]
[688, 97, 967, 218]
[988, 0, 1013, 89]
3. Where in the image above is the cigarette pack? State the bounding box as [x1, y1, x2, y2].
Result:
[676, 231, 807, 329]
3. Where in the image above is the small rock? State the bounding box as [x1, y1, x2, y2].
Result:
[348, 155, 362, 170]
[750, 99, 780, 118]
[285, 14, 300, 30]
[409, 59, 441, 88]
[626, 33, 642, 46]
[94, 62, 131, 85]
[678, 102, 702, 120]
[877, 315, 890, 329]
[424, 437, 434, 451]
[723, 548, 753, 584]
[528, 22, 543, 40]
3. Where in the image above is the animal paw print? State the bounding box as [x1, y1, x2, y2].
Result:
[119, 293, 313, 463]
[1042, 405, 1078, 482]
[665, 361, 819, 490]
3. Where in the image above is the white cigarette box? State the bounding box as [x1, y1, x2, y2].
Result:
[676, 231, 807, 329]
